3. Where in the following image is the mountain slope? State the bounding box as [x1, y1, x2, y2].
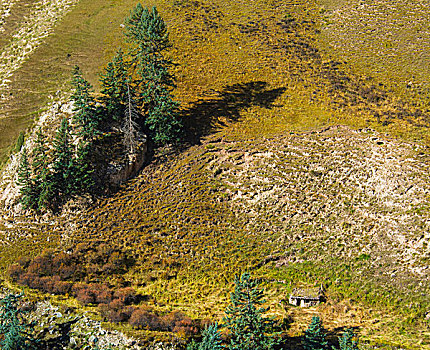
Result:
[59, 125, 429, 348]
[0, 0, 430, 348]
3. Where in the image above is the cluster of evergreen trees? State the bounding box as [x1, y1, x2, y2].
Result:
[17, 67, 96, 212]
[17, 4, 182, 212]
[187, 273, 359, 350]
[98, 4, 182, 145]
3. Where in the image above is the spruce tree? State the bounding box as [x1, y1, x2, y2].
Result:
[338, 328, 358, 350]
[303, 316, 328, 350]
[0, 294, 36, 350]
[17, 148, 35, 211]
[100, 48, 129, 122]
[124, 4, 182, 145]
[51, 118, 74, 206]
[31, 129, 52, 211]
[72, 141, 94, 194]
[187, 323, 224, 350]
[224, 273, 279, 350]
[71, 65, 98, 140]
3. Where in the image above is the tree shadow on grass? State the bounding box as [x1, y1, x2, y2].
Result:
[181, 81, 286, 145]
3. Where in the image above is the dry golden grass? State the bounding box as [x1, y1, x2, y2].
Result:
[1, 0, 430, 348]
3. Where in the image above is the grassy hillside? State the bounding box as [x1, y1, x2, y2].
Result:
[1, 0, 430, 348]
[1, 0, 430, 164]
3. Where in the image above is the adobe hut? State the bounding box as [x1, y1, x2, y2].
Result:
[289, 285, 325, 307]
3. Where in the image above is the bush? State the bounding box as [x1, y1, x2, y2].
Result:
[74, 284, 97, 305]
[52, 280, 73, 295]
[73, 283, 113, 305]
[17, 273, 39, 289]
[129, 307, 163, 330]
[162, 311, 200, 336]
[99, 299, 135, 323]
[113, 287, 138, 305]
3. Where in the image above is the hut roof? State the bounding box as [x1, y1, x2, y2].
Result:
[290, 287, 323, 300]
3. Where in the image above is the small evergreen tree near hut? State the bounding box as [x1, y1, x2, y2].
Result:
[338, 328, 359, 350]
[224, 273, 279, 350]
[0, 293, 36, 350]
[187, 323, 224, 350]
[303, 316, 328, 350]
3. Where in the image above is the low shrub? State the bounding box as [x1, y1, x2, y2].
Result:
[129, 306, 163, 330]
[99, 299, 135, 323]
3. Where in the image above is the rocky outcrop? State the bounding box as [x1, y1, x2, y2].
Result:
[0, 98, 148, 213]
[106, 132, 148, 187]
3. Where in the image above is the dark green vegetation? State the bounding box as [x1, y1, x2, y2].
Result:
[17, 115, 94, 212]
[0, 293, 37, 350]
[1, 0, 430, 349]
[16, 3, 183, 211]
[223, 273, 280, 350]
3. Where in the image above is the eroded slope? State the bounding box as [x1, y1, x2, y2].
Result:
[56, 125, 430, 348]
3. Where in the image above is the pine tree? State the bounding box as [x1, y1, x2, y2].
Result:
[100, 48, 129, 122]
[72, 140, 95, 194]
[338, 328, 358, 350]
[224, 273, 279, 350]
[31, 129, 52, 211]
[142, 59, 181, 144]
[0, 294, 36, 350]
[124, 5, 170, 55]
[71, 65, 98, 140]
[124, 4, 182, 145]
[303, 316, 328, 350]
[51, 118, 74, 206]
[16, 148, 36, 211]
[187, 323, 224, 350]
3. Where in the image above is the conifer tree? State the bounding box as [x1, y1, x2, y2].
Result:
[338, 328, 358, 350]
[100, 48, 129, 122]
[224, 273, 279, 350]
[187, 323, 224, 350]
[303, 316, 328, 350]
[0, 294, 36, 350]
[71, 65, 98, 140]
[124, 4, 182, 145]
[51, 118, 74, 205]
[17, 148, 35, 211]
[31, 129, 52, 211]
[72, 141, 94, 194]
